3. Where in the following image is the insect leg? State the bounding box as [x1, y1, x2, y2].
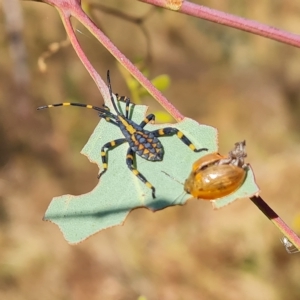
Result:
[139, 114, 155, 128]
[98, 113, 119, 127]
[126, 148, 156, 198]
[98, 138, 127, 179]
[152, 127, 208, 152]
[116, 95, 132, 119]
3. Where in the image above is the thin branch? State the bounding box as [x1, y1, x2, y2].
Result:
[28, 0, 184, 120]
[138, 0, 300, 49]
[251, 196, 300, 252]
[71, 4, 185, 120]
[58, 10, 110, 102]
[89, 4, 155, 65]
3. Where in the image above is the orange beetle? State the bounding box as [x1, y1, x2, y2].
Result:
[184, 141, 248, 200]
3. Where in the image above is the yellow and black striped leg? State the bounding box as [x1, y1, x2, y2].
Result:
[98, 138, 127, 179]
[98, 113, 119, 127]
[139, 114, 155, 128]
[105, 94, 133, 118]
[101, 104, 110, 111]
[152, 128, 208, 152]
[116, 94, 131, 105]
[126, 149, 156, 198]
[37, 102, 104, 110]
[115, 94, 133, 118]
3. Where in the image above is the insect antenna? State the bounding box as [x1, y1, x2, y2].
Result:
[161, 171, 184, 185]
[161, 171, 187, 205]
[37, 102, 117, 120]
[106, 70, 123, 116]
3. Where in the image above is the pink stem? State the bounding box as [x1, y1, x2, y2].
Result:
[35, 0, 184, 120]
[72, 7, 184, 120]
[57, 11, 110, 102]
[139, 0, 300, 48]
[251, 196, 300, 252]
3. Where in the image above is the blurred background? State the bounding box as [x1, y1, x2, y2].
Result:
[1, 0, 300, 299]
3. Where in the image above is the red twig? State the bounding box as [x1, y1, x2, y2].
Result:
[250, 196, 300, 252]
[34, 0, 185, 121]
[138, 0, 300, 49]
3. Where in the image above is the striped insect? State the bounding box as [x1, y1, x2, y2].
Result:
[38, 71, 207, 198]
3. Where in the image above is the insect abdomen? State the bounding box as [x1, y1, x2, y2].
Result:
[130, 131, 163, 161]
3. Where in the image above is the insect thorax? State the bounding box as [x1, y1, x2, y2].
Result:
[115, 116, 163, 161]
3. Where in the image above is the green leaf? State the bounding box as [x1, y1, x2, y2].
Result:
[152, 110, 173, 123]
[43, 99, 259, 243]
[151, 74, 171, 91]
